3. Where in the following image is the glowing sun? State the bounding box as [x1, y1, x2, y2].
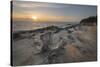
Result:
[32, 16, 38, 21]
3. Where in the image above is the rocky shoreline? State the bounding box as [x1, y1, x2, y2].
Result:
[12, 16, 97, 66]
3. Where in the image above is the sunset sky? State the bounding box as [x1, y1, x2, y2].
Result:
[12, 1, 97, 22]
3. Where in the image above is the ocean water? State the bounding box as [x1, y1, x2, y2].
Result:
[12, 20, 76, 31]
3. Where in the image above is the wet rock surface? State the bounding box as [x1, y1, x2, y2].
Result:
[12, 23, 97, 66]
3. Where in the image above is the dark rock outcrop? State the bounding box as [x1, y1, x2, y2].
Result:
[80, 16, 97, 26]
